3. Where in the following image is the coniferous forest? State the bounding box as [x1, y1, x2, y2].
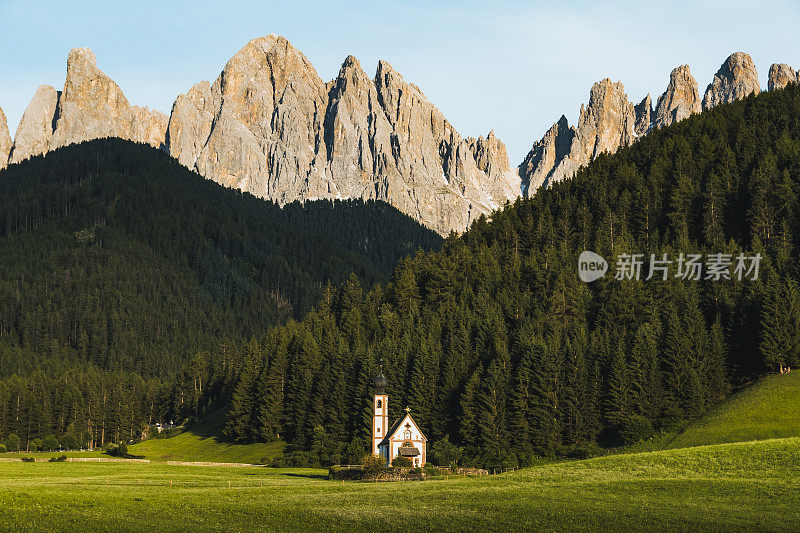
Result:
[4, 84, 800, 465]
[222, 84, 800, 467]
[0, 139, 441, 449]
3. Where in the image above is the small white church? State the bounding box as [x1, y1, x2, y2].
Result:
[372, 370, 427, 467]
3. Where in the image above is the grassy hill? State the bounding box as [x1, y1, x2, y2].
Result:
[616, 370, 800, 455]
[662, 370, 800, 449]
[1, 437, 799, 530]
[128, 413, 284, 464]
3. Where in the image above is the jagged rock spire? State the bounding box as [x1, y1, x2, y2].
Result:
[702, 52, 760, 110]
[768, 63, 800, 91]
[653, 65, 701, 129]
[0, 106, 11, 171]
[9, 85, 59, 164]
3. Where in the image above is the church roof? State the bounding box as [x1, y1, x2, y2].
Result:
[398, 442, 420, 456]
[378, 413, 427, 446]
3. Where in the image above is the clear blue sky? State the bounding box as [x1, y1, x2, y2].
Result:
[2, 0, 800, 164]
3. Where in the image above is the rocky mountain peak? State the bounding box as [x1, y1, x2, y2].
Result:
[575, 78, 637, 161]
[50, 47, 167, 151]
[653, 65, 701, 128]
[702, 52, 760, 110]
[519, 75, 642, 193]
[166, 36, 520, 234]
[469, 130, 511, 177]
[9, 84, 59, 164]
[634, 95, 652, 136]
[518, 115, 575, 193]
[768, 63, 800, 91]
[166, 81, 214, 168]
[0, 106, 11, 171]
[520, 52, 773, 197]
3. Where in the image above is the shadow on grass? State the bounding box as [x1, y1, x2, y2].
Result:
[282, 472, 328, 480]
[184, 411, 228, 440]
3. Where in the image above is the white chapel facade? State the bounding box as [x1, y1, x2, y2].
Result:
[372, 371, 427, 467]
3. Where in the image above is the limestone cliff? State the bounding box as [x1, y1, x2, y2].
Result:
[3, 38, 518, 234]
[519, 79, 637, 192]
[6, 48, 167, 169]
[0, 106, 11, 171]
[170, 36, 519, 234]
[9, 85, 59, 164]
[521, 53, 769, 196]
[702, 52, 760, 110]
[634, 95, 652, 136]
[653, 65, 701, 129]
[768, 63, 800, 91]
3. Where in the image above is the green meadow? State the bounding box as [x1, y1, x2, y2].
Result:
[3, 372, 800, 531]
[1, 437, 799, 531]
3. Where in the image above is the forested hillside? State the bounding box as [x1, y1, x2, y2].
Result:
[223, 84, 800, 468]
[0, 139, 441, 448]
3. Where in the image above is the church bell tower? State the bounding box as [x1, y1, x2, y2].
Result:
[372, 369, 388, 457]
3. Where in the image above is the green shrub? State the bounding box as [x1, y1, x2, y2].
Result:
[423, 464, 440, 476]
[0, 444, 6, 453]
[152, 427, 183, 440]
[565, 442, 603, 459]
[430, 436, 463, 466]
[104, 442, 131, 458]
[20, 457, 34, 462]
[59, 435, 77, 451]
[48, 455, 67, 462]
[327, 465, 341, 479]
[4, 434, 19, 453]
[42, 435, 61, 452]
[362, 454, 385, 473]
[391, 456, 412, 467]
[104, 443, 119, 455]
[617, 414, 656, 445]
[483, 450, 519, 472]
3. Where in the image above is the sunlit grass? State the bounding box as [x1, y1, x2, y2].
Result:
[127, 412, 285, 464]
[1, 437, 799, 531]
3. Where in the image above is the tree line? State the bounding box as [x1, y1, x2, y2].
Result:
[0, 139, 440, 448]
[222, 84, 800, 468]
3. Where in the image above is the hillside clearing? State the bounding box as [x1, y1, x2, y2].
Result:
[127, 413, 285, 464]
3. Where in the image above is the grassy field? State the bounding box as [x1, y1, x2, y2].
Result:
[663, 371, 800, 449]
[127, 412, 286, 464]
[619, 371, 800, 455]
[1, 437, 799, 531]
[3, 372, 799, 530]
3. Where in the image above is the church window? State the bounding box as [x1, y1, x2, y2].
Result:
[376, 400, 382, 408]
[404, 429, 411, 439]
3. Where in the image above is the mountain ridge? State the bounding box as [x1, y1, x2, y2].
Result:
[519, 52, 768, 193]
[1, 36, 520, 236]
[3, 39, 800, 233]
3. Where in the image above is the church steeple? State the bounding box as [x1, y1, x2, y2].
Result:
[372, 368, 389, 458]
[374, 369, 387, 394]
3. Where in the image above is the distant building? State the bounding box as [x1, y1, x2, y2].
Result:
[372, 370, 427, 467]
